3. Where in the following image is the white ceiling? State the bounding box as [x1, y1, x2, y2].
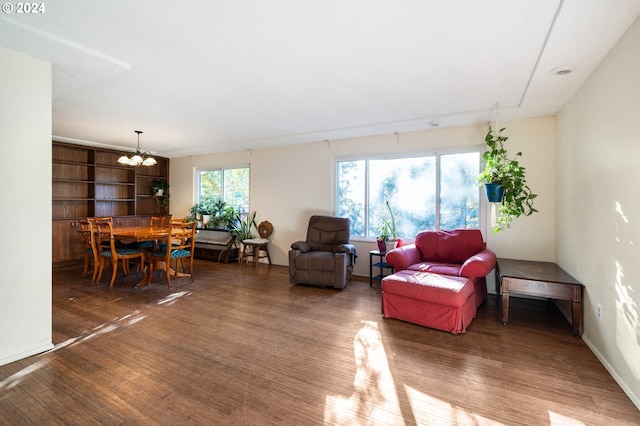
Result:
[1, 0, 639, 157]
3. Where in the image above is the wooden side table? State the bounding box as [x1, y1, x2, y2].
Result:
[369, 250, 394, 287]
[496, 258, 584, 336]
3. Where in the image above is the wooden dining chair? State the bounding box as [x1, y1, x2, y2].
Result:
[79, 220, 94, 278]
[127, 215, 167, 251]
[148, 221, 196, 289]
[150, 216, 166, 228]
[86, 217, 112, 282]
[91, 217, 146, 287]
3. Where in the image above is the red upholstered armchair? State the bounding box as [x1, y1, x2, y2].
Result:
[385, 229, 496, 307]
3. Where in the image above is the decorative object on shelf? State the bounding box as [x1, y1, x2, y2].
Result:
[117, 130, 157, 166]
[477, 124, 537, 233]
[150, 180, 169, 210]
[150, 180, 168, 196]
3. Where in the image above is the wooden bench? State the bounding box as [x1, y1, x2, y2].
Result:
[194, 229, 238, 263]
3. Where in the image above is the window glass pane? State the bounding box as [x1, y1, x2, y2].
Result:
[199, 170, 222, 200]
[440, 152, 480, 229]
[199, 167, 250, 213]
[368, 157, 436, 239]
[335, 149, 480, 238]
[223, 168, 250, 212]
[336, 160, 365, 236]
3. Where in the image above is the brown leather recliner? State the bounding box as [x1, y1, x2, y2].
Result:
[289, 215, 357, 289]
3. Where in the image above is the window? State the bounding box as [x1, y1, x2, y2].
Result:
[336, 150, 481, 239]
[198, 167, 250, 212]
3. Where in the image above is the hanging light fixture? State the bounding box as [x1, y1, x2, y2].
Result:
[117, 130, 157, 166]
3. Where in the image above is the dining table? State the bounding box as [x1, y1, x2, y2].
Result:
[111, 226, 170, 288]
[112, 226, 170, 244]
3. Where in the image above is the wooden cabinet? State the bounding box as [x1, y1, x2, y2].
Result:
[52, 219, 86, 264]
[52, 142, 170, 265]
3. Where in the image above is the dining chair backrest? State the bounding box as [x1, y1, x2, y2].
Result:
[170, 221, 196, 253]
[79, 220, 93, 278]
[91, 217, 114, 253]
[150, 216, 166, 228]
[86, 217, 112, 281]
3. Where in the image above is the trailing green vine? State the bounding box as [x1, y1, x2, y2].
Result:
[478, 126, 537, 233]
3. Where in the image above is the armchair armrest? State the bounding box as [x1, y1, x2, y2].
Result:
[336, 243, 357, 263]
[385, 244, 422, 271]
[336, 243, 356, 255]
[459, 249, 497, 278]
[291, 241, 311, 253]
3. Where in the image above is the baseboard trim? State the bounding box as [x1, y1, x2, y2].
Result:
[582, 335, 640, 411]
[0, 343, 54, 367]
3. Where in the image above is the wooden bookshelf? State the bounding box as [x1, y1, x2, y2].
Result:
[52, 142, 170, 265]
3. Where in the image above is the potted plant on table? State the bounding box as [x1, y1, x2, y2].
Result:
[189, 201, 209, 228]
[377, 200, 399, 252]
[477, 125, 537, 233]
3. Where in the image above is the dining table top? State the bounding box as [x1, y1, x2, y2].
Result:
[112, 226, 170, 242]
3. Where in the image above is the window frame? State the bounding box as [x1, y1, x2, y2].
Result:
[334, 146, 487, 242]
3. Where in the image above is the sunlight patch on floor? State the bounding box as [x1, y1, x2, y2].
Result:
[0, 360, 46, 390]
[548, 411, 585, 425]
[324, 321, 404, 425]
[404, 385, 504, 426]
[2, 294, 189, 395]
[45, 310, 147, 354]
[158, 291, 192, 305]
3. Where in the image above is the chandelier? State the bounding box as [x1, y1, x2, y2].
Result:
[117, 130, 157, 166]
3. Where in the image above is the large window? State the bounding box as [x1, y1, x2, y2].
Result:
[198, 167, 250, 212]
[336, 150, 481, 239]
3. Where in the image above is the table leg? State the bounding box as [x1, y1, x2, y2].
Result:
[134, 263, 152, 289]
[572, 285, 582, 337]
[502, 290, 509, 325]
[369, 253, 373, 287]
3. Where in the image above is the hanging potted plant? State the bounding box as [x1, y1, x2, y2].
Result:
[150, 180, 168, 196]
[150, 180, 169, 210]
[477, 125, 538, 233]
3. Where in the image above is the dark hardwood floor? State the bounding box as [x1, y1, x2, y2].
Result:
[1, 260, 639, 425]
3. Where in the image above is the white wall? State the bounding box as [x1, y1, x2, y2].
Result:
[556, 17, 640, 408]
[171, 117, 556, 289]
[0, 47, 53, 365]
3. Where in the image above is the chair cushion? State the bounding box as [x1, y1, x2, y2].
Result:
[305, 216, 351, 252]
[130, 241, 154, 249]
[381, 271, 473, 308]
[415, 229, 485, 264]
[243, 238, 268, 245]
[152, 249, 192, 259]
[100, 248, 143, 257]
[294, 251, 336, 271]
[406, 261, 462, 276]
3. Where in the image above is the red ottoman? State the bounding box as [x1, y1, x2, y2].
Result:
[381, 270, 477, 334]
